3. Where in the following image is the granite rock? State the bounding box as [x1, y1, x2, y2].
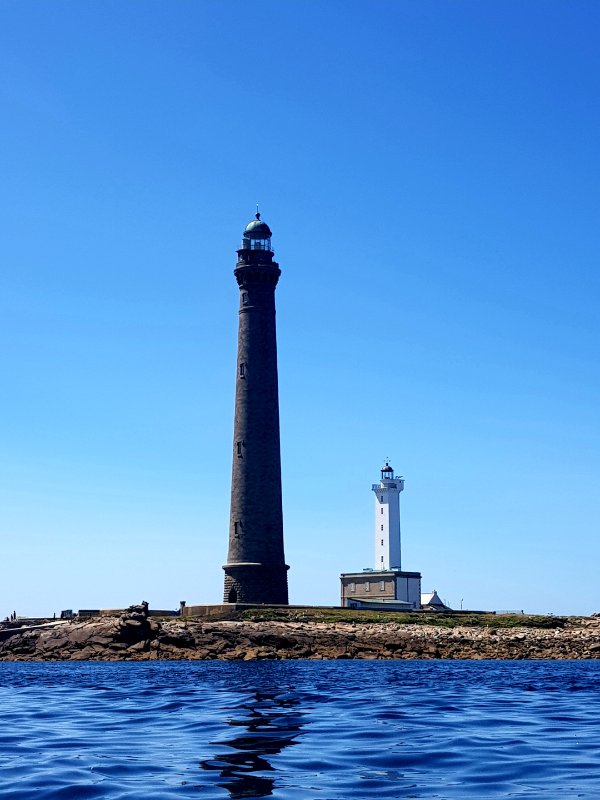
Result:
[1, 615, 599, 662]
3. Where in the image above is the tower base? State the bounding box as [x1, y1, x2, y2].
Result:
[223, 562, 289, 605]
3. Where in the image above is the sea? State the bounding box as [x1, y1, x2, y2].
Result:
[0, 660, 599, 799]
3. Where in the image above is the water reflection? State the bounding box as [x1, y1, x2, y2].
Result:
[201, 689, 305, 798]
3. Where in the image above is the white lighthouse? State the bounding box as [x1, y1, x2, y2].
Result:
[373, 461, 404, 570]
[340, 461, 421, 610]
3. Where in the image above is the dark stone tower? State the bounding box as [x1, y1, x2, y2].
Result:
[223, 212, 289, 604]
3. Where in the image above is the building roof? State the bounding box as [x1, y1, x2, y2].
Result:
[340, 570, 422, 579]
[347, 598, 414, 608]
[420, 590, 451, 610]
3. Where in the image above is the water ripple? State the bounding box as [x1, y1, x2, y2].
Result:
[0, 661, 599, 798]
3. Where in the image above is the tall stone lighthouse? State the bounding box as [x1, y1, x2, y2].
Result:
[223, 212, 289, 605]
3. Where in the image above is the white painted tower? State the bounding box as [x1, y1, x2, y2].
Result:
[372, 462, 404, 570]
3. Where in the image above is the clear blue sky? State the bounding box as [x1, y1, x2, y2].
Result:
[1, 1, 598, 616]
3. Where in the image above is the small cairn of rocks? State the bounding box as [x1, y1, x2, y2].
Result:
[118, 601, 152, 645]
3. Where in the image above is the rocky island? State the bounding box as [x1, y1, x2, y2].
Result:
[1, 606, 600, 661]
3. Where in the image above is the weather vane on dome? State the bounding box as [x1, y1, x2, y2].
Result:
[256, 203, 260, 220]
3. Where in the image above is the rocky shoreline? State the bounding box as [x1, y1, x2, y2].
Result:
[1, 608, 600, 661]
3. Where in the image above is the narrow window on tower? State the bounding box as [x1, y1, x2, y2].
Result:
[242, 292, 249, 305]
[381, 508, 383, 514]
[365, 581, 370, 592]
[237, 441, 244, 458]
[349, 582, 355, 592]
[239, 362, 246, 379]
[381, 557, 384, 564]
[381, 524, 384, 531]
[381, 495, 384, 502]
[381, 539, 384, 546]
[380, 580, 385, 590]
[234, 521, 241, 538]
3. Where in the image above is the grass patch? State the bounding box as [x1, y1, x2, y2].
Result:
[237, 607, 569, 629]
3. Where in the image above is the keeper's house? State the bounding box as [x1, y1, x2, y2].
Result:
[340, 568, 422, 610]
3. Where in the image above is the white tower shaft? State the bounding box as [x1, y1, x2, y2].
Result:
[372, 463, 404, 570]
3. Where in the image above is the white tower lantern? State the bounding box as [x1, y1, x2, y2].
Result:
[372, 462, 404, 570]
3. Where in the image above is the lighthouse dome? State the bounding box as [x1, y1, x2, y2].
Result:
[244, 213, 272, 239]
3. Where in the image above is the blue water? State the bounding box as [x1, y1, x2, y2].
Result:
[1, 661, 599, 799]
